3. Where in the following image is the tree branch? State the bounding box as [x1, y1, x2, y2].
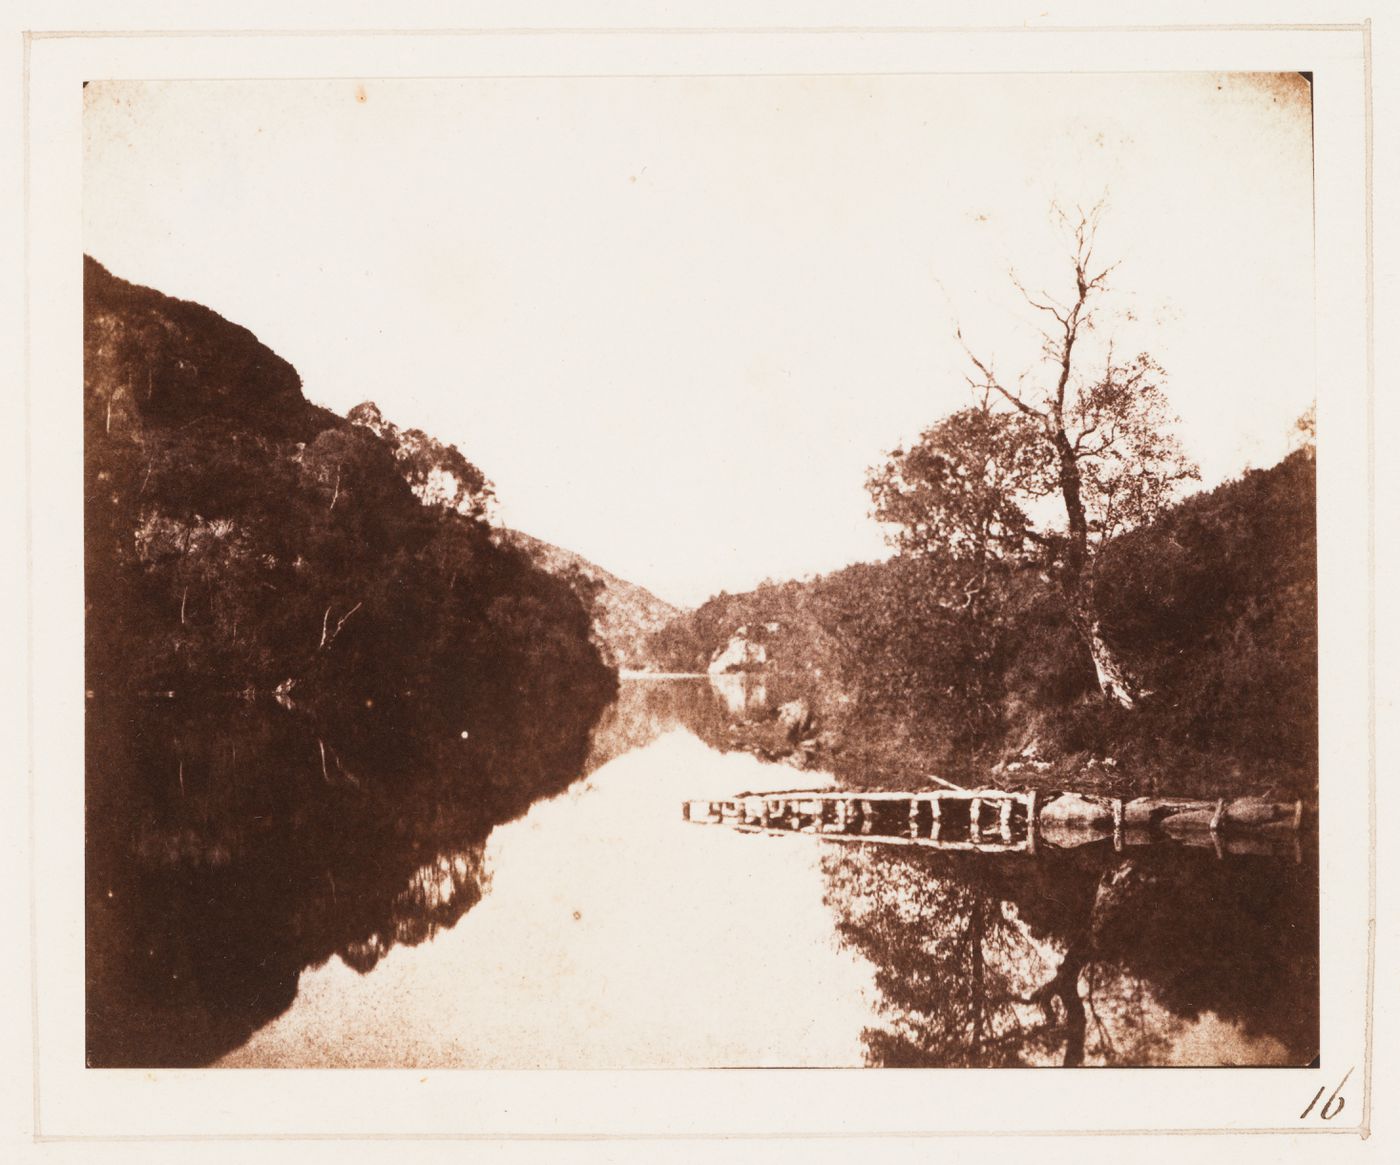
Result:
[1072, 422, 1100, 453]
[318, 601, 364, 650]
[1011, 272, 1070, 326]
[322, 601, 363, 649]
[957, 328, 1045, 420]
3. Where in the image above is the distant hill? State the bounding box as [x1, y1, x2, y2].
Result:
[497, 530, 685, 670]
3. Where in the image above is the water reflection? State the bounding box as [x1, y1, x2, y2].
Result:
[708, 672, 769, 716]
[88, 677, 1317, 1068]
[86, 677, 611, 1068]
[218, 687, 871, 1069]
[823, 843, 1316, 1066]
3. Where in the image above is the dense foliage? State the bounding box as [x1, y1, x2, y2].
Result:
[84, 256, 622, 1065]
[646, 449, 1316, 793]
[84, 256, 613, 711]
[646, 210, 1316, 791]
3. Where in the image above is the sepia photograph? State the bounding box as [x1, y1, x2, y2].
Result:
[79, 68, 1322, 1072]
[12, 7, 1390, 1153]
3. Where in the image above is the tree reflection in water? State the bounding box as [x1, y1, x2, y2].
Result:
[822, 841, 1317, 1067]
[86, 674, 612, 1068]
[88, 675, 1318, 1070]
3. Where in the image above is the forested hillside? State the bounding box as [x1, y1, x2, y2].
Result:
[83, 256, 614, 713]
[495, 529, 684, 669]
[646, 449, 1316, 795]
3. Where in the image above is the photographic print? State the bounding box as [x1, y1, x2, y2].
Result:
[81, 69, 1320, 1073]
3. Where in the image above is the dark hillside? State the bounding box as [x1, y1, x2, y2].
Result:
[497, 529, 684, 669]
[84, 257, 618, 1066]
[85, 256, 327, 440]
[84, 256, 613, 711]
[1087, 448, 1317, 778]
[646, 450, 1317, 795]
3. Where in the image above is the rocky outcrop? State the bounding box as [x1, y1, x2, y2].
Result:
[776, 699, 815, 743]
[707, 630, 767, 674]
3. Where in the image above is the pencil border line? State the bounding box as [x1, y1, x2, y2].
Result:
[25, 18, 1375, 1144]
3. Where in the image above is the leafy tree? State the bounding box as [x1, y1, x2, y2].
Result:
[867, 399, 1049, 615]
[84, 256, 611, 706]
[347, 401, 494, 520]
[889, 205, 1198, 706]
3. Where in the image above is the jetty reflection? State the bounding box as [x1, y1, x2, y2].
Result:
[684, 787, 1308, 860]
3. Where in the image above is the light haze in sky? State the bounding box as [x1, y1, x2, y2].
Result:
[84, 73, 1314, 607]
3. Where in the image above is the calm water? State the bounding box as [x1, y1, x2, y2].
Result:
[87, 678, 1317, 1069]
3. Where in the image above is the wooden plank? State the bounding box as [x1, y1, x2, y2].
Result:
[929, 790, 1015, 802]
[802, 831, 1026, 853]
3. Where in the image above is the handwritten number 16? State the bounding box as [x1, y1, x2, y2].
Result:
[1300, 1067, 1352, 1121]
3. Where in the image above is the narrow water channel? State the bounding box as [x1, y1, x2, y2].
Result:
[88, 678, 1318, 1069]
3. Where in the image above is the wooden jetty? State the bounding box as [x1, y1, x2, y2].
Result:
[682, 788, 1308, 858]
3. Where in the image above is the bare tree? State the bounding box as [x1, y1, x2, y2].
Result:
[954, 204, 1199, 706]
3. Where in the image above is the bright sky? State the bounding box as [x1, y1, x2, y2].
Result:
[84, 73, 1314, 607]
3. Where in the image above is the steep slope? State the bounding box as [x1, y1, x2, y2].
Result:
[495, 529, 685, 670]
[84, 256, 618, 1067]
[84, 255, 612, 707]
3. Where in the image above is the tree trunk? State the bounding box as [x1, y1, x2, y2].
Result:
[1054, 946, 1088, 1067]
[1086, 616, 1138, 709]
[1054, 430, 1139, 708]
[1063, 592, 1140, 709]
[970, 900, 986, 1052]
[1063, 574, 1141, 709]
[1053, 429, 1089, 580]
